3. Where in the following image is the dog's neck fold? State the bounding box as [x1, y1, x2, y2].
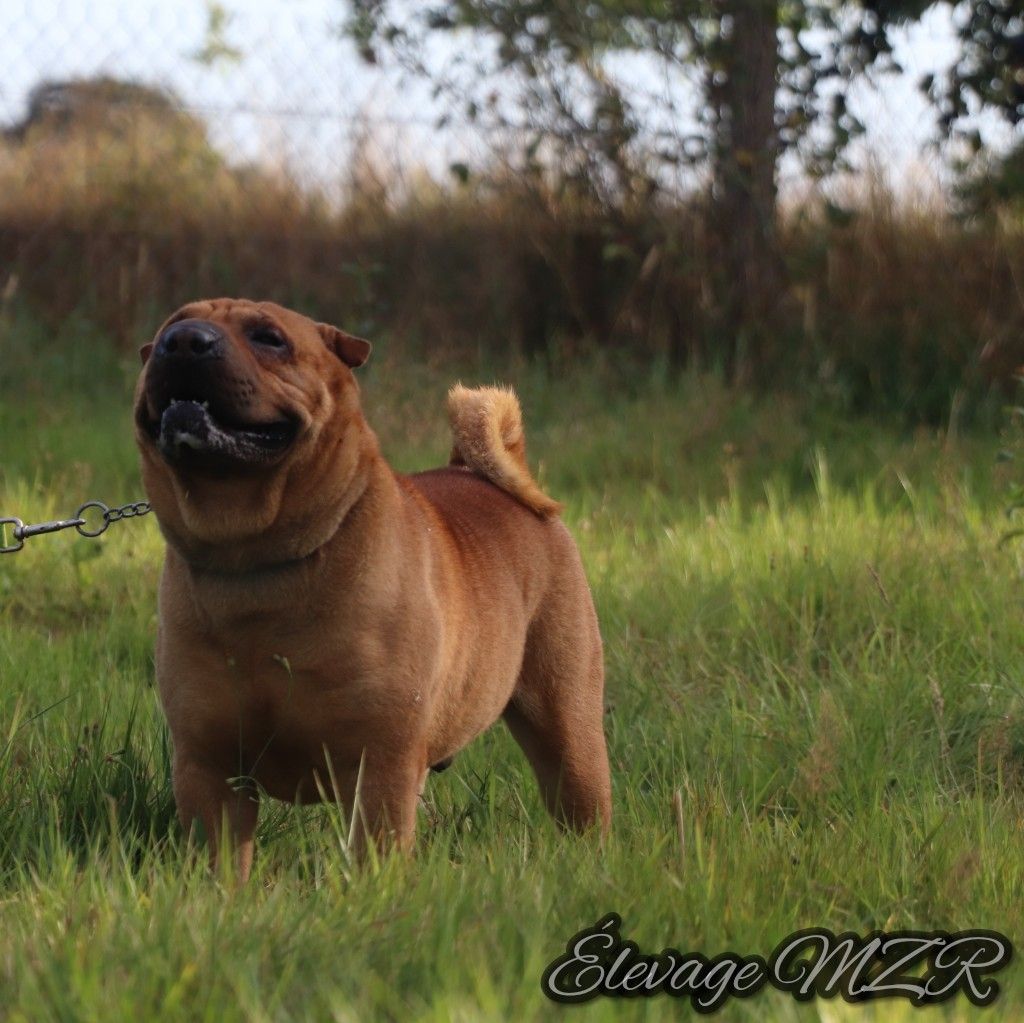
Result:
[161, 416, 386, 580]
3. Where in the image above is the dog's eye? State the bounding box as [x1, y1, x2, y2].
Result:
[249, 326, 288, 351]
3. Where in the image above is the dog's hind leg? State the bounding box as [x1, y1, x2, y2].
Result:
[503, 594, 612, 835]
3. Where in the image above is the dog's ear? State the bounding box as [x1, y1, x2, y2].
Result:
[317, 323, 372, 368]
[140, 342, 154, 365]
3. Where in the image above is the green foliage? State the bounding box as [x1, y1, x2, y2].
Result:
[928, 0, 1024, 138]
[189, 1, 244, 69]
[997, 397, 1024, 546]
[1, 317, 1023, 1017]
[924, 1, 1024, 214]
[956, 140, 1024, 219]
[346, 0, 928, 194]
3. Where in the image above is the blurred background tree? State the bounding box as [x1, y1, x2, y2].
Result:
[347, 0, 930, 381]
[925, 0, 1024, 216]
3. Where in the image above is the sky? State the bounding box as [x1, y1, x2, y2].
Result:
[1, 0, 1013, 198]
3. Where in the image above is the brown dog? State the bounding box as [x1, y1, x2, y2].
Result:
[134, 298, 611, 879]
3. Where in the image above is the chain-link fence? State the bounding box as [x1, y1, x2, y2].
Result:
[0, 0, 516, 344]
[2, 0, 489, 192]
[1, 1, 1013, 418]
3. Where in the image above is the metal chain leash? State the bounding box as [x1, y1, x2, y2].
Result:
[0, 500, 152, 554]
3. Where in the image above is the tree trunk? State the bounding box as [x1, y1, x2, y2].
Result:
[709, 0, 785, 385]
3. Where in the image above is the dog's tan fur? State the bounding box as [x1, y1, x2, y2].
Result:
[446, 384, 563, 517]
[134, 298, 611, 880]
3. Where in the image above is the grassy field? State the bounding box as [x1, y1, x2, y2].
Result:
[1, 310, 1024, 1021]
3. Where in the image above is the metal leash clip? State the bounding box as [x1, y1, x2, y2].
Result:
[0, 517, 28, 554]
[0, 500, 151, 554]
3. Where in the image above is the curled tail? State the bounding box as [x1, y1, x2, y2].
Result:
[446, 384, 562, 518]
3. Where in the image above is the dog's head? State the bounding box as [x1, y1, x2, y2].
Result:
[134, 298, 373, 568]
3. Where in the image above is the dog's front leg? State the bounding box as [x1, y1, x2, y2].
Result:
[173, 757, 260, 883]
[346, 751, 422, 859]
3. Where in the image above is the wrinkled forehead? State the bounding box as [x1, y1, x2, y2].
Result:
[161, 299, 313, 336]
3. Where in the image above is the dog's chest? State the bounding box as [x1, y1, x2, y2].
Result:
[162, 624, 415, 778]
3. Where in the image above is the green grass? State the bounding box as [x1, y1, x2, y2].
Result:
[1, 309, 1024, 1020]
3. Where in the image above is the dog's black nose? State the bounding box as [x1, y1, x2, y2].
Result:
[154, 320, 225, 361]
